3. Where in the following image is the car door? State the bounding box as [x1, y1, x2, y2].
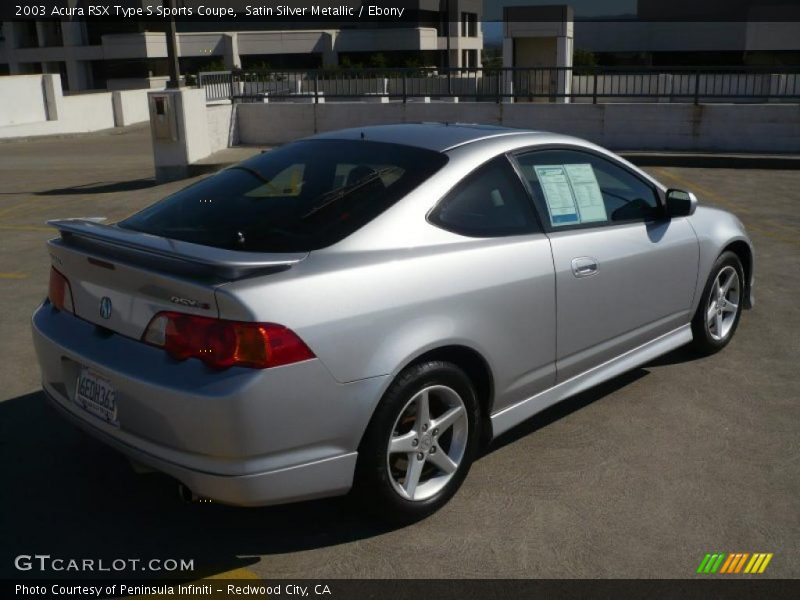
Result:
[427, 155, 557, 412]
[512, 147, 699, 382]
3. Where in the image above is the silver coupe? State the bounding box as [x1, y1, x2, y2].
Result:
[32, 124, 753, 521]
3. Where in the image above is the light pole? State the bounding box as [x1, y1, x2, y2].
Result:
[164, 0, 182, 88]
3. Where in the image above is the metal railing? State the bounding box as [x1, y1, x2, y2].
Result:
[198, 66, 800, 104]
[197, 70, 237, 102]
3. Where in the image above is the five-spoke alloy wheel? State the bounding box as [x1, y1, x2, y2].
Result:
[355, 361, 479, 522]
[705, 265, 741, 342]
[386, 385, 469, 501]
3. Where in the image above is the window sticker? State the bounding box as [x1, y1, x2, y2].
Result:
[534, 163, 608, 227]
[533, 165, 580, 226]
[563, 164, 608, 223]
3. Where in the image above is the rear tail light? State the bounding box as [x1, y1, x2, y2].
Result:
[48, 267, 74, 313]
[142, 311, 315, 370]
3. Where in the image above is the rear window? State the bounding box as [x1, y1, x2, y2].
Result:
[119, 140, 447, 252]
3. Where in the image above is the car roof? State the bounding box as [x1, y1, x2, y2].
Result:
[308, 123, 563, 153]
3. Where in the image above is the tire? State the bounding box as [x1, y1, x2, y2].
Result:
[690, 251, 745, 355]
[354, 360, 480, 523]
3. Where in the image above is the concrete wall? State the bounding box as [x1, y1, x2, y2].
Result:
[0, 74, 154, 139]
[238, 102, 316, 145]
[151, 88, 211, 182]
[61, 91, 116, 129]
[111, 88, 151, 127]
[206, 102, 238, 153]
[234, 101, 800, 152]
[0, 75, 50, 126]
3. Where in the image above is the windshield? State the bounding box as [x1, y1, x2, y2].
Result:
[119, 139, 447, 252]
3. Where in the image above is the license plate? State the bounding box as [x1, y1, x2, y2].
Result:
[74, 367, 119, 427]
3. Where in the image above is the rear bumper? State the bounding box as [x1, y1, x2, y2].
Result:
[45, 389, 357, 506]
[32, 303, 388, 506]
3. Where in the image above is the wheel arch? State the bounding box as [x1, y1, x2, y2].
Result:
[722, 240, 753, 309]
[371, 344, 496, 448]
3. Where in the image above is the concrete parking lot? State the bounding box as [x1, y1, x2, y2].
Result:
[1, 124, 798, 580]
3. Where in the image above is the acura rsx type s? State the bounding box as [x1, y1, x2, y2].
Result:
[32, 124, 754, 521]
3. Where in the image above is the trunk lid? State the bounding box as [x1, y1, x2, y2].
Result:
[47, 219, 307, 339]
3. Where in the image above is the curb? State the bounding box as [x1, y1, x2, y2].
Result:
[0, 123, 148, 144]
[620, 152, 800, 170]
[187, 162, 232, 177]
[190, 149, 800, 174]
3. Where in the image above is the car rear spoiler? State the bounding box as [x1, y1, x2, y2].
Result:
[48, 219, 308, 280]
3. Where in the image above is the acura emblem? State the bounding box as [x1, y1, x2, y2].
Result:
[99, 296, 112, 319]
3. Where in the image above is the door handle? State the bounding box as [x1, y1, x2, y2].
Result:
[571, 257, 598, 278]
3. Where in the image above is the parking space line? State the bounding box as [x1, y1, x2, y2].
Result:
[0, 224, 52, 232]
[652, 167, 800, 247]
[0, 272, 27, 279]
[0, 191, 100, 223]
[651, 168, 745, 211]
[0, 202, 33, 220]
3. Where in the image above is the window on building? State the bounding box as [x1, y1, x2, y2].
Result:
[460, 49, 479, 68]
[461, 13, 478, 38]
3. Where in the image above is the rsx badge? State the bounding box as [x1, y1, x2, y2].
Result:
[170, 296, 211, 310]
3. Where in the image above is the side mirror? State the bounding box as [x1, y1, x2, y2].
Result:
[665, 189, 698, 217]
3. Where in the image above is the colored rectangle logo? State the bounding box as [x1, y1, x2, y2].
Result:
[698, 553, 773, 575]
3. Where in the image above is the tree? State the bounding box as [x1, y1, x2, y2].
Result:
[368, 53, 388, 69]
[573, 48, 597, 68]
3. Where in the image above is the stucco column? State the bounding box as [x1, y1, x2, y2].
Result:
[3, 23, 22, 74]
[501, 38, 514, 102]
[502, 38, 513, 69]
[223, 33, 241, 70]
[322, 32, 338, 68]
[555, 35, 573, 103]
[42, 73, 65, 120]
[62, 21, 91, 90]
[149, 88, 210, 183]
[64, 61, 92, 91]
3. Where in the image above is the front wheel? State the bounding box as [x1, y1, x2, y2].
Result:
[354, 361, 480, 523]
[690, 251, 745, 355]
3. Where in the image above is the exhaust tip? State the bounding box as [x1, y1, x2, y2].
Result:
[128, 459, 155, 475]
[178, 483, 212, 504]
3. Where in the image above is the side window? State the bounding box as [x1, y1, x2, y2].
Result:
[515, 149, 660, 227]
[429, 156, 539, 237]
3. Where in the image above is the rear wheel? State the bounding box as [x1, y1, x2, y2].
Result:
[690, 251, 744, 355]
[354, 361, 479, 522]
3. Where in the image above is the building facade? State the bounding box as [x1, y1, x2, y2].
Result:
[577, 0, 800, 66]
[500, 1, 800, 69]
[0, 0, 483, 91]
